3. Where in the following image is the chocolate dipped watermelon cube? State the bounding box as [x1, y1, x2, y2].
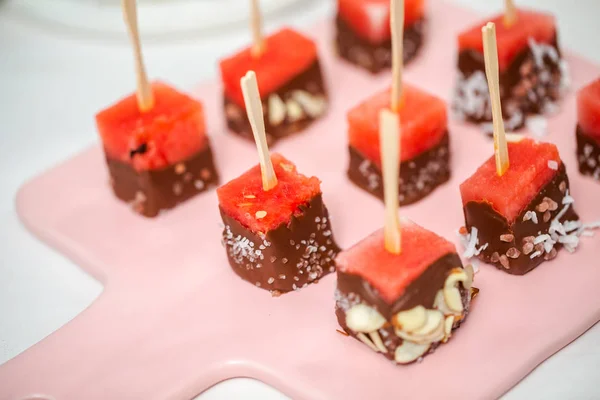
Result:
[347, 84, 450, 205]
[576, 78, 600, 181]
[453, 9, 568, 133]
[96, 81, 219, 217]
[335, 0, 426, 73]
[460, 138, 579, 275]
[217, 153, 339, 295]
[219, 28, 328, 144]
[335, 220, 475, 364]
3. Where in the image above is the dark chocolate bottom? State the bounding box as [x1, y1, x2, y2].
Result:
[576, 126, 600, 181]
[347, 133, 450, 205]
[462, 163, 578, 275]
[335, 15, 424, 74]
[335, 254, 473, 364]
[220, 194, 340, 295]
[106, 142, 219, 218]
[224, 60, 328, 145]
[453, 35, 568, 134]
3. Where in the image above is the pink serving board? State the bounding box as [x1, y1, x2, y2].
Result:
[4, 1, 600, 399]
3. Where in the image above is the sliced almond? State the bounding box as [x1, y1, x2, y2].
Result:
[356, 332, 380, 353]
[443, 287, 464, 313]
[394, 340, 430, 364]
[395, 310, 445, 345]
[443, 315, 455, 343]
[291, 90, 327, 118]
[345, 304, 386, 333]
[286, 99, 304, 122]
[444, 268, 469, 289]
[392, 305, 427, 332]
[368, 331, 388, 353]
[268, 94, 286, 126]
[464, 264, 474, 290]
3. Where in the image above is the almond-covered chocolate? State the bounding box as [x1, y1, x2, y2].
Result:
[335, 222, 475, 364]
[220, 28, 328, 144]
[217, 154, 339, 295]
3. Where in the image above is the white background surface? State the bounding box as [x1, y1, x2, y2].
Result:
[0, 1, 599, 399]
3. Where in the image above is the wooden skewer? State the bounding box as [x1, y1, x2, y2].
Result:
[482, 22, 510, 176]
[379, 109, 402, 254]
[241, 71, 277, 191]
[250, 0, 265, 57]
[121, 0, 154, 112]
[504, 0, 518, 27]
[390, 0, 405, 112]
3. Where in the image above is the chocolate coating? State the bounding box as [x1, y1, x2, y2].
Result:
[335, 15, 425, 74]
[462, 163, 578, 275]
[576, 126, 600, 181]
[220, 194, 340, 294]
[223, 60, 327, 145]
[347, 133, 451, 205]
[453, 34, 566, 132]
[335, 253, 471, 362]
[106, 142, 219, 218]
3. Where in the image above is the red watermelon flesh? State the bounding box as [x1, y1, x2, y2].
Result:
[219, 28, 318, 108]
[217, 153, 321, 234]
[460, 138, 561, 223]
[347, 84, 447, 166]
[96, 81, 207, 171]
[337, 0, 425, 44]
[458, 9, 556, 72]
[336, 220, 457, 304]
[577, 78, 600, 141]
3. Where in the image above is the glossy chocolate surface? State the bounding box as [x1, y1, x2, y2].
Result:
[223, 60, 328, 145]
[347, 133, 450, 205]
[106, 142, 219, 218]
[220, 194, 340, 294]
[335, 15, 425, 74]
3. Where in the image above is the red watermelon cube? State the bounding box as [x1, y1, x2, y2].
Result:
[337, 0, 425, 44]
[335, 221, 474, 364]
[459, 138, 578, 275]
[217, 154, 339, 294]
[458, 9, 556, 72]
[95, 81, 219, 217]
[576, 77, 600, 180]
[219, 28, 328, 144]
[335, 0, 426, 73]
[346, 84, 451, 205]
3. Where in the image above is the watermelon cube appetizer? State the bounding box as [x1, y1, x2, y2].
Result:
[335, 220, 475, 364]
[336, 0, 426, 73]
[576, 77, 600, 181]
[453, 9, 568, 133]
[219, 28, 328, 144]
[347, 84, 450, 205]
[217, 153, 339, 294]
[95, 81, 219, 217]
[460, 138, 579, 275]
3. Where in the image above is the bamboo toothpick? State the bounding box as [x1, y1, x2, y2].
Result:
[241, 71, 277, 191]
[504, 0, 518, 27]
[250, 0, 265, 57]
[380, 109, 402, 254]
[121, 0, 154, 112]
[390, 0, 405, 112]
[482, 22, 510, 176]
